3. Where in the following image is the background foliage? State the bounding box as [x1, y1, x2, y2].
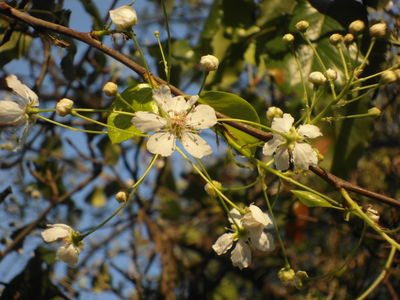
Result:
[0, 0, 399, 299]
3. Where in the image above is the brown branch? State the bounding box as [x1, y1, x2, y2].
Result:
[1, 3, 399, 208]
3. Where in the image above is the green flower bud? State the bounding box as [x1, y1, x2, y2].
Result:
[349, 20, 365, 34]
[329, 33, 343, 46]
[282, 33, 295, 44]
[56, 98, 74, 117]
[103, 82, 118, 97]
[369, 22, 387, 38]
[368, 107, 381, 117]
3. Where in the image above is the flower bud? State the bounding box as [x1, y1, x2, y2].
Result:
[308, 71, 327, 86]
[295, 20, 309, 33]
[200, 55, 219, 72]
[369, 23, 387, 38]
[381, 70, 397, 83]
[266, 106, 283, 121]
[329, 33, 343, 46]
[278, 268, 296, 283]
[294, 271, 309, 289]
[326, 68, 337, 81]
[282, 33, 294, 44]
[109, 5, 137, 31]
[204, 180, 222, 198]
[368, 107, 381, 117]
[56, 98, 74, 117]
[349, 20, 365, 34]
[103, 82, 118, 96]
[115, 191, 128, 203]
[365, 205, 380, 222]
[344, 33, 354, 45]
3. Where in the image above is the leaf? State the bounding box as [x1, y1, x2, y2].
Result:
[88, 186, 107, 207]
[107, 84, 155, 144]
[291, 190, 335, 208]
[199, 91, 260, 155]
[0, 26, 32, 68]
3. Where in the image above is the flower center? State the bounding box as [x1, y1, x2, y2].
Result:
[285, 127, 304, 151]
[167, 111, 187, 138]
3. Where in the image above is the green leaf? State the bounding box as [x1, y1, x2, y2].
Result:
[199, 91, 260, 155]
[107, 84, 155, 144]
[0, 25, 32, 68]
[291, 190, 335, 208]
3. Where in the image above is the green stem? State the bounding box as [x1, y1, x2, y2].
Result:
[340, 189, 400, 251]
[79, 154, 159, 240]
[154, 30, 169, 81]
[176, 147, 243, 213]
[36, 115, 106, 134]
[129, 30, 154, 87]
[161, 0, 172, 83]
[258, 165, 290, 268]
[198, 71, 209, 94]
[356, 246, 396, 300]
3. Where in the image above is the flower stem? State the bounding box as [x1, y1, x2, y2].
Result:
[79, 154, 159, 240]
[36, 115, 106, 134]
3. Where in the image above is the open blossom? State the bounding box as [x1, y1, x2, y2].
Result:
[132, 85, 217, 158]
[41, 224, 83, 266]
[212, 205, 274, 269]
[263, 113, 322, 170]
[109, 5, 137, 30]
[0, 75, 38, 126]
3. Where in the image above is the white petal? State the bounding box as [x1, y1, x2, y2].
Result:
[248, 205, 272, 227]
[262, 136, 283, 156]
[228, 208, 243, 226]
[152, 85, 173, 113]
[186, 95, 199, 107]
[0, 100, 25, 126]
[274, 146, 290, 170]
[167, 96, 190, 116]
[249, 231, 274, 252]
[6, 75, 38, 106]
[297, 124, 322, 139]
[180, 132, 212, 158]
[132, 111, 167, 132]
[271, 113, 294, 133]
[56, 244, 79, 266]
[147, 132, 176, 156]
[231, 240, 251, 269]
[186, 105, 217, 130]
[293, 143, 318, 170]
[212, 233, 234, 255]
[41, 224, 72, 243]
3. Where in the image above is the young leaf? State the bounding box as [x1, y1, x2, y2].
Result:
[200, 91, 261, 155]
[107, 84, 155, 144]
[291, 190, 335, 208]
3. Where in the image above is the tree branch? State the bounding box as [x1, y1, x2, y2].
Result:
[1, 2, 398, 208]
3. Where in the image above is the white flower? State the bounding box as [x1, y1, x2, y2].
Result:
[41, 224, 82, 266]
[212, 205, 274, 269]
[262, 113, 322, 170]
[109, 5, 137, 30]
[0, 75, 38, 126]
[200, 55, 219, 71]
[132, 85, 217, 158]
[0, 75, 39, 150]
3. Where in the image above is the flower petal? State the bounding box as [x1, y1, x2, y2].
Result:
[248, 205, 273, 227]
[186, 105, 217, 130]
[262, 136, 282, 156]
[0, 100, 25, 126]
[147, 132, 176, 156]
[293, 143, 318, 170]
[212, 233, 234, 255]
[56, 244, 80, 266]
[180, 132, 212, 158]
[297, 124, 322, 139]
[132, 111, 167, 132]
[231, 240, 251, 269]
[6, 75, 38, 106]
[249, 231, 274, 252]
[152, 85, 173, 113]
[167, 96, 190, 116]
[41, 224, 72, 243]
[186, 95, 199, 107]
[274, 146, 290, 170]
[228, 208, 242, 226]
[271, 113, 294, 134]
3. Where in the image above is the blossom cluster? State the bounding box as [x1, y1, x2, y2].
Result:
[212, 205, 274, 269]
